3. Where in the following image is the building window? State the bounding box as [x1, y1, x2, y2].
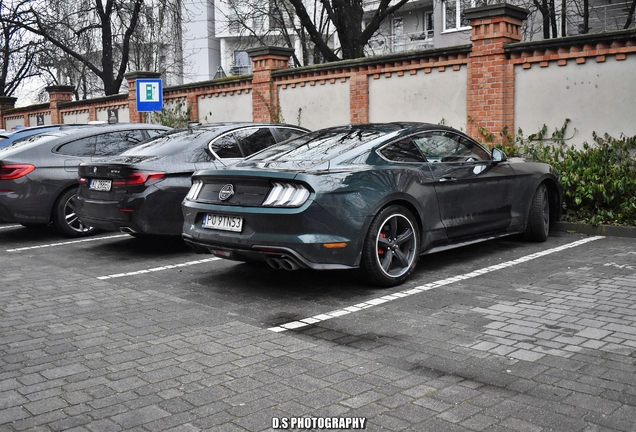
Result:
[443, 0, 475, 32]
[230, 51, 251, 75]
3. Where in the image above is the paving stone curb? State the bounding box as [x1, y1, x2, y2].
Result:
[553, 221, 636, 238]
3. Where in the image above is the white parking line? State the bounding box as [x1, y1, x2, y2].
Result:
[97, 257, 221, 279]
[268, 236, 605, 333]
[6, 234, 129, 252]
[0, 224, 22, 230]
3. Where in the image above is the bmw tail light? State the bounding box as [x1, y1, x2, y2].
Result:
[112, 171, 165, 186]
[263, 182, 310, 207]
[185, 179, 203, 201]
[0, 164, 36, 180]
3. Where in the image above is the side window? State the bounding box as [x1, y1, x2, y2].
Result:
[94, 130, 146, 157]
[147, 129, 168, 138]
[56, 137, 96, 156]
[413, 131, 489, 162]
[276, 127, 306, 142]
[379, 138, 426, 162]
[209, 134, 242, 158]
[234, 128, 277, 156]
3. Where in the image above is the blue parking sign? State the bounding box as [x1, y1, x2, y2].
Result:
[136, 79, 163, 112]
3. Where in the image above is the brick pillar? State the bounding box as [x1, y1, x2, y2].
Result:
[0, 96, 17, 129]
[247, 46, 293, 122]
[350, 73, 369, 124]
[464, 4, 528, 141]
[124, 71, 161, 123]
[46, 85, 74, 124]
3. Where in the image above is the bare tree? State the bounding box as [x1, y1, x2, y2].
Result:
[0, 0, 43, 97]
[626, 0, 636, 28]
[288, 0, 413, 60]
[219, 0, 334, 67]
[11, 0, 187, 98]
[221, 0, 414, 62]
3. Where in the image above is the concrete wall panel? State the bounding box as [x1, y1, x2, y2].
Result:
[515, 56, 636, 143]
[368, 68, 467, 130]
[279, 81, 350, 130]
[198, 93, 252, 123]
[62, 112, 90, 124]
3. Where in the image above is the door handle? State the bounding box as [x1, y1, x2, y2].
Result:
[439, 177, 457, 182]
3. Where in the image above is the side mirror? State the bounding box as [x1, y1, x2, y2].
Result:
[492, 147, 507, 163]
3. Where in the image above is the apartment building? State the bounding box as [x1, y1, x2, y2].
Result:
[178, 0, 635, 83]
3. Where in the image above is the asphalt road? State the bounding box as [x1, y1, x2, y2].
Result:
[1, 223, 635, 431]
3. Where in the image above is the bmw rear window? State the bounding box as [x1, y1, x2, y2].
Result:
[121, 128, 218, 156]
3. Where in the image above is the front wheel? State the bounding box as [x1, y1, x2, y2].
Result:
[525, 184, 549, 242]
[361, 205, 420, 287]
[52, 188, 96, 238]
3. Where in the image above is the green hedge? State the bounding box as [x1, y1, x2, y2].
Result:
[483, 121, 636, 226]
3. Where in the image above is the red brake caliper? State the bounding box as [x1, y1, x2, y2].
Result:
[378, 233, 387, 255]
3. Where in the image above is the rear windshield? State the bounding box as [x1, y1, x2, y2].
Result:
[247, 129, 383, 163]
[121, 128, 217, 157]
[0, 133, 58, 152]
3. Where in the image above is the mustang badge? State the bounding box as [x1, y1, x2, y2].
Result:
[219, 184, 235, 201]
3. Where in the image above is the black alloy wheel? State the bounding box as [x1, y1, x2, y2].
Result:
[52, 188, 96, 237]
[361, 205, 419, 287]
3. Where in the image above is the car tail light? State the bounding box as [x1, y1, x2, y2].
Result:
[0, 164, 35, 180]
[112, 171, 165, 186]
[185, 180, 204, 201]
[262, 182, 310, 207]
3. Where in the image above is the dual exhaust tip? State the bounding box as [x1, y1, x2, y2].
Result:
[265, 257, 300, 271]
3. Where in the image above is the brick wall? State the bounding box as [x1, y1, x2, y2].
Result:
[2, 4, 635, 142]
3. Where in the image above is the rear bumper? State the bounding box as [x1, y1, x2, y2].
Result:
[76, 187, 185, 236]
[182, 234, 356, 270]
[181, 199, 367, 269]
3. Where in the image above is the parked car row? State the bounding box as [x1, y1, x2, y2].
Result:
[0, 124, 170, 236]
[1, 121, 563, 286]
[75, 123, 309, 237]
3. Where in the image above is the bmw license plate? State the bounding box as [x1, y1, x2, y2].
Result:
[202, 213, 243, 232]
[89, 179, 112, 191]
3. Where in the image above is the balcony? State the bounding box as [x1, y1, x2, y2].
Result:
[366, 30, 435, 56]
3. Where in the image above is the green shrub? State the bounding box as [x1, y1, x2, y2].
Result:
[481, 120, 636, 226]
[150, 100, 192, 128]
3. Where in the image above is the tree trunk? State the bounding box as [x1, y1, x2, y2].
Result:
[581, 0, 590, 33]
[624, 0, 636, 29]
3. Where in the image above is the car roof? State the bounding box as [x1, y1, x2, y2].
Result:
[41, 123, 170, 138]
[318, 122, 462, 134]
[177, 122, 308, 130]
[234, 122, 477, 172]
[0, 123, 171, 156]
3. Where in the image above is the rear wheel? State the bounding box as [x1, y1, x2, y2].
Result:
[525, 184, 550, 242]
[52, 188, 96, 237]
[361, 205, 419, 287]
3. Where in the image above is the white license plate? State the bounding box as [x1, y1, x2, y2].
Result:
[202, 213, 243, 232]
[89, 179, 112, 191]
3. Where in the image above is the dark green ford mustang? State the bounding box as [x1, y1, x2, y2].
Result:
[181, 123, 562, 287]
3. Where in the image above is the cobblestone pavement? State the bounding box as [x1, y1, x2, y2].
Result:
[1, 224, 635, 431]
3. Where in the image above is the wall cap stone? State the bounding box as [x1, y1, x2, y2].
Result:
[506, 27, 636, 54]
[246, 46, 295, 58]
[45, 85, 75, 93]
[464, 3, 529, 21]
[124, 71, 161, 80]
[272, 45, 472, 78]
